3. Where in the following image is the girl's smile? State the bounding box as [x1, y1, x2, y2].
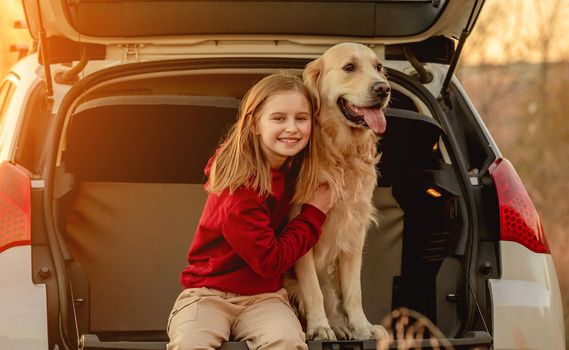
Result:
[278, 137, 301, 144]
[255, 90, 312, 168]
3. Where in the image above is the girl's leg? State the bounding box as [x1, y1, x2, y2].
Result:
[167, 288, 239, 350]
[232, 289, 308, 350]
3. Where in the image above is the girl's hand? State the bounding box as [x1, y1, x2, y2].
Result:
[307, 183, 335, 214]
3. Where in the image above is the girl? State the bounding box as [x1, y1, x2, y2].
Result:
[167, 72, 333, 350]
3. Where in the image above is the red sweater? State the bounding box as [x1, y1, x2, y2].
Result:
[180, 167, 326, 295]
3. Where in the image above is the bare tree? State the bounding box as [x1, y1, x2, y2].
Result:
[532, 0, 563, 115]
[458, 0, 527, 141]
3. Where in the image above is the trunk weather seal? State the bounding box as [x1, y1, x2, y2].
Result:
[42, 104, 78, 349]
[387, 69, 482, 336]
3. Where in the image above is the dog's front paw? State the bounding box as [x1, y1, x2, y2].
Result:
[351, 323, 388, 340]
[329, 315, 352, 340]
[306, 322, 337, 341]
[331, 324, 352, 340]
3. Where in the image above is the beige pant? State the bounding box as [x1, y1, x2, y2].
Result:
[166, 287, 307, 350]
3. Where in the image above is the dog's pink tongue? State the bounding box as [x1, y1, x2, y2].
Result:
[362, 108, 386, 135]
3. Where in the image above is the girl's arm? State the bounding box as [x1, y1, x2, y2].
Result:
[221, 197, 326, 278]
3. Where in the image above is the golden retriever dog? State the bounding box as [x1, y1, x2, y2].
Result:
[285, 43, 390, 341]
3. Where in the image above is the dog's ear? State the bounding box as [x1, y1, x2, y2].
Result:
[303, 58, 322, 114]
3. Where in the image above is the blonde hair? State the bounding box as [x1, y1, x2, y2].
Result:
[207, 71, 320, 203]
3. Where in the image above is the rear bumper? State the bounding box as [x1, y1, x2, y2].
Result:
[490, 241, 566, 350]
[80, 332, 492, 349]
[0, 246, 48, 350]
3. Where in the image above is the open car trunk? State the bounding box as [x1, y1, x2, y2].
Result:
[48, 69, 492, 350]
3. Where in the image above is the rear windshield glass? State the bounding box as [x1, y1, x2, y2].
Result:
[67, 0, 447, 38]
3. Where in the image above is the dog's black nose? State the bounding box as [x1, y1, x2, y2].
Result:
[372, 82, 391, 98]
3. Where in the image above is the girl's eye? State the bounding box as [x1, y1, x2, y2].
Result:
[343, 63, 355, 72]
[376, 63, 383, 71]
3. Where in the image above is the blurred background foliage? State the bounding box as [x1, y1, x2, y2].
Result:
[1, 0, 567, 347]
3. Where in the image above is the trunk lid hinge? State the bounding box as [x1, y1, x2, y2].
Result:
[439, 0, 486, 110]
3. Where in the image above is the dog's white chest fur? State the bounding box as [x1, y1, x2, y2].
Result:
[313, 156, 378, 266]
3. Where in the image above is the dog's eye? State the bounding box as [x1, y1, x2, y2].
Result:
[343, 63, 355, 72]
[376, 63, 383, 71]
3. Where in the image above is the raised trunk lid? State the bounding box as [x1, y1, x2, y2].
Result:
[23, 0, 483, 57]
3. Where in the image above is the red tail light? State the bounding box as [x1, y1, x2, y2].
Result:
[489, 158, 550, 254]
[0, 161, 31, 253]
